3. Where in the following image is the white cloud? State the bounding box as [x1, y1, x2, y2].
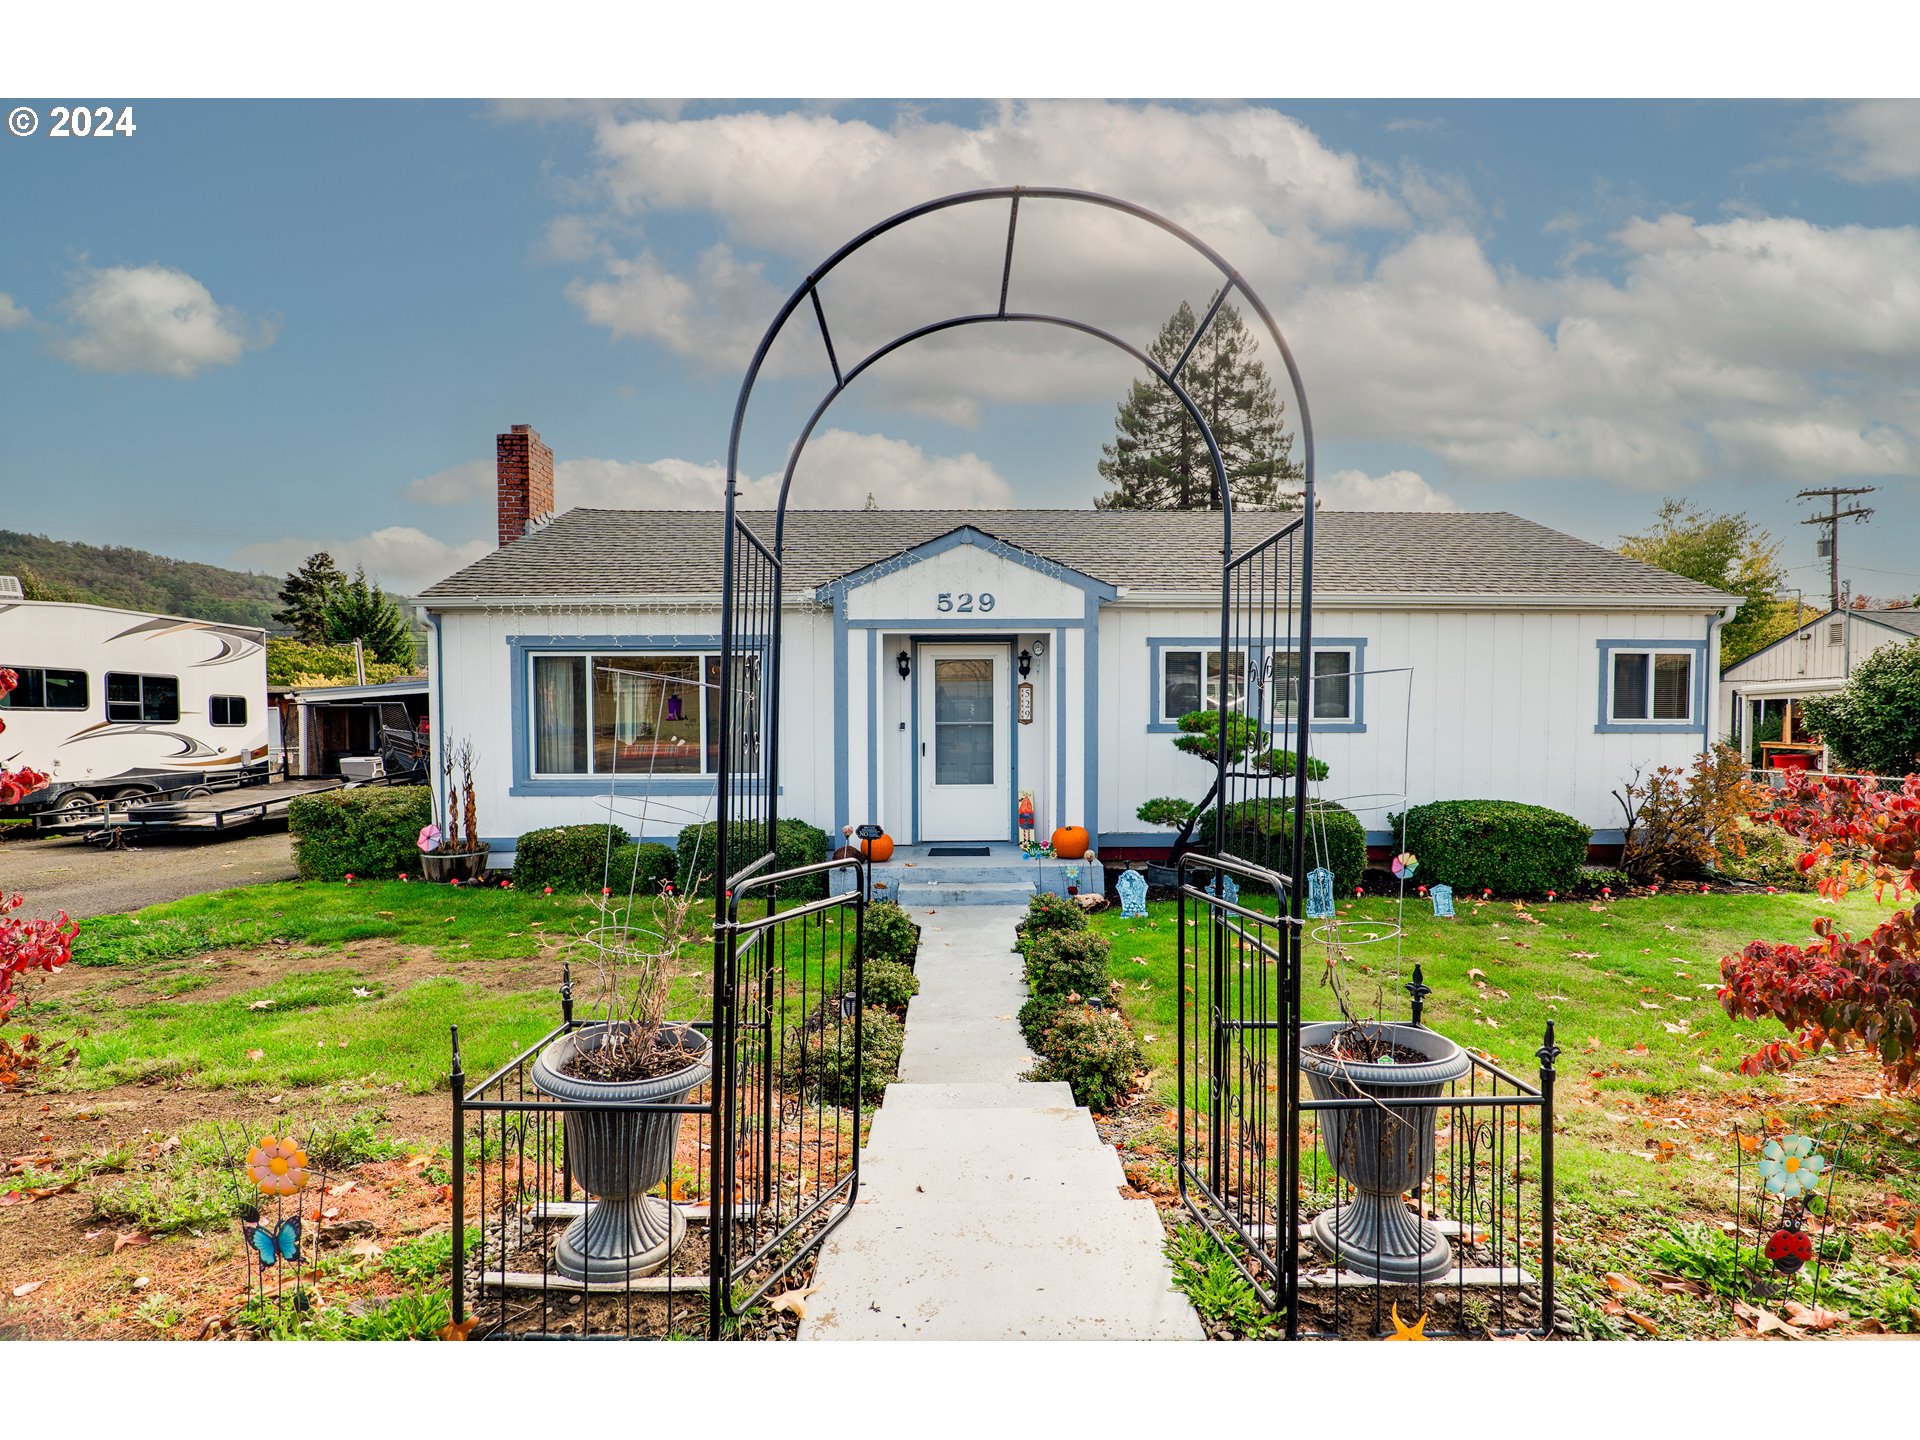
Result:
[406, 458, 494, 505]
[528, 101, 1920, 492]
[405, 429, 1016, 514]
[1825, 100, 1920, 183]
[557, 101, 1403, 409]
[1290, 214, 1920, 486]
[0, 293, 29, 330]
[54, 264, 272, 378]
[234, 527, 489, 597]
[1317, 468, 1458, 512]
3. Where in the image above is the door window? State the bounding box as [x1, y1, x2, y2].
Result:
[932, 658, 995, 785]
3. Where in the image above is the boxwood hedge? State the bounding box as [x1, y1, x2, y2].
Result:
[288, 786, 433, 882]
[1201, 798, 1367, 894]
[1400, 800, 1591, 897]
[675, 818, 830, 901]
[510, 823, 676, 896]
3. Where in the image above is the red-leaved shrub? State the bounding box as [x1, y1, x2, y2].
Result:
[1718, 771, 1920, 1085]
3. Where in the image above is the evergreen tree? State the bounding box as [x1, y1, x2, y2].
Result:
[322, 567, 416, 667]
[1095, 296, 1303, 511]
[274, 552, 345, 642]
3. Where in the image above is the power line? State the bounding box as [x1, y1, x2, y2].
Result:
[1796, 485, 1876, 612]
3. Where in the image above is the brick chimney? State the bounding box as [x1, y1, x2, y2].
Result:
[496, 424, 555, 547]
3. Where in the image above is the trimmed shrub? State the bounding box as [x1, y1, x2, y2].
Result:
[1018, 991, 1068, 1049]
[676, 818, 830, 901]
[289, 786, 432, 882]
[778, 1004, 905, 1108]
[1402, 800, 1591, 898]
[1022, 927, 1113, 1002]
[1021, 890, 1087, 937]
[858, 900, 920, 967]
[860, 956, 920, 1012]
[1027, 1005, 1146, 1112]
[1201, 798, 1367, 894]
[511, 824, 675, 896]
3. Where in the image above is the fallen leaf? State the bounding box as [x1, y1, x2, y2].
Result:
[245, 1049, 264, 1061]
[1784, 1301, 1842, 1331]
[248, 1000, 273, 1011]
[1584, 1036, 1602, 1052]
[326, 1180, 357, 1197]
[1603, 1271, 1642, 1294]
[352, 987, 372, 999]
[439, 1316, 479, 1340]
[1625, 1311, 1659, 1336]
[1466, 968, 1487, 982]
[768, 1284, 820, 1322]
[349, 1238, 385, 1261]
[113, 1230, 148, 1254]
[11, 1280, 44, 1298]
[132, 1276, 150, 1290]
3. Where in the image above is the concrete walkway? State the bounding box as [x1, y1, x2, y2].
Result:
[800, 905, 1203, 1341]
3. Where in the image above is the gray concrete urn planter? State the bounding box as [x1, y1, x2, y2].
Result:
[420, 845, 489, 883]
[531, 1022, 713, 1283]
[1298, 1020, 1472, 1284]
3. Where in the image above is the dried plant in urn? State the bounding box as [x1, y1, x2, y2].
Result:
[530, 880, 712, 1281]
[420, 738, 489, 882]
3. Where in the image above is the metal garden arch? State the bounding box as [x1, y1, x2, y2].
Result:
[709, 186, 1322, 1329]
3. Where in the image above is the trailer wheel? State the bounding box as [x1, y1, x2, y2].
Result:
[54, 789, 99, 813]
[182, 786, 213, 799]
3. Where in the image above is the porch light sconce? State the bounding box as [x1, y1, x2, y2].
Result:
[896, 650, 911, 681]
[1018, 649, 1032, 679]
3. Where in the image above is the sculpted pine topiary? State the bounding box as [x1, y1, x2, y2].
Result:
[1718, 771, 1920, 1086]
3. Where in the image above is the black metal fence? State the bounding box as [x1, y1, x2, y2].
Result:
[1175, 855, 1559, 1339]
[450, 856, 866, 1340]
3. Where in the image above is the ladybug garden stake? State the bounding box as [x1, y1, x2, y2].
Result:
[1764, 1213, 1814, 1275]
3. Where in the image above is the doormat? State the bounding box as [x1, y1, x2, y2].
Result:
[928, 846, 992, 857]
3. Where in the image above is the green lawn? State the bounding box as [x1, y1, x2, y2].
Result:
[1092, 887, 1920, 1338]
[44, 881, 692, 1092]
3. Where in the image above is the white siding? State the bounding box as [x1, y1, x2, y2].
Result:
[1099, 603, 1718, 842]
[437, 591, 1720, 856]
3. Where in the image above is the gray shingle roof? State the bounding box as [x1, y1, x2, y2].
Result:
[417, 508, 1733, 605]
[1861, 609, 1920, 638]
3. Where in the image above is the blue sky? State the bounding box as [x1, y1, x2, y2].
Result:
[1, 97, 1916, 602]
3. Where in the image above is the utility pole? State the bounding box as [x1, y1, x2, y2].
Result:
[1796, 485, 1875, 612]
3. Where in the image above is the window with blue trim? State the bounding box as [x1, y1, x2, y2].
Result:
[530, 652, 725, 776]
[1266, 647, 1356, 723]
[1608, 648, 1693, 724]
[1159, 648, 1248, 723]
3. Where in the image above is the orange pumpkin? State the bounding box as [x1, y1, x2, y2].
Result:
[860, 832, 895, 863]
[1050, 825, 1090, 859]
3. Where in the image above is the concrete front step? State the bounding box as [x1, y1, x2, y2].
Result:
[876, 1080, 1076, 1110]
[885, 882, 1038, 908]
[800, 1197, 1203, 1341]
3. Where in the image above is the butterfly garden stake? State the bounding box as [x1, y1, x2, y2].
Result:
[230, 1131, 326, 1311]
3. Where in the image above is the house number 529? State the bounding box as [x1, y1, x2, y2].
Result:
[935, 592, 995, 613]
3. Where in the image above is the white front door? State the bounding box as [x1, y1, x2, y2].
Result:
[917, 644, 1010, 841]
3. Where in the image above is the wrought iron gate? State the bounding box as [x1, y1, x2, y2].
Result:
[709, 187, 1336, 1337]
[1177, 512, 1314, 1327]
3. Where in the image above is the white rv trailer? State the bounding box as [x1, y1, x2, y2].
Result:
[0, 583, 270, 813]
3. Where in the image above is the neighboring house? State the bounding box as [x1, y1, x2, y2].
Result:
[415, 431, 1738, 865]
[0, 580, 269, 812]
[1718, 607, 1920, 769]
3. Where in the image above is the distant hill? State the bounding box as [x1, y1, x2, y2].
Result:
[0, 529, 285, 630]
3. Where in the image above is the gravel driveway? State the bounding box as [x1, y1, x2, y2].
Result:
[0, 826, 298, 919]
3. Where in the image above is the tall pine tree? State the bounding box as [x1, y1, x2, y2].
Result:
[1095, 296, 1303, 511]
[323, 567, 417, 667]
[274, 552, 344, 642]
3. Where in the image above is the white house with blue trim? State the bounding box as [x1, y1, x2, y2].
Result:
[417, 495, 1737, 866]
